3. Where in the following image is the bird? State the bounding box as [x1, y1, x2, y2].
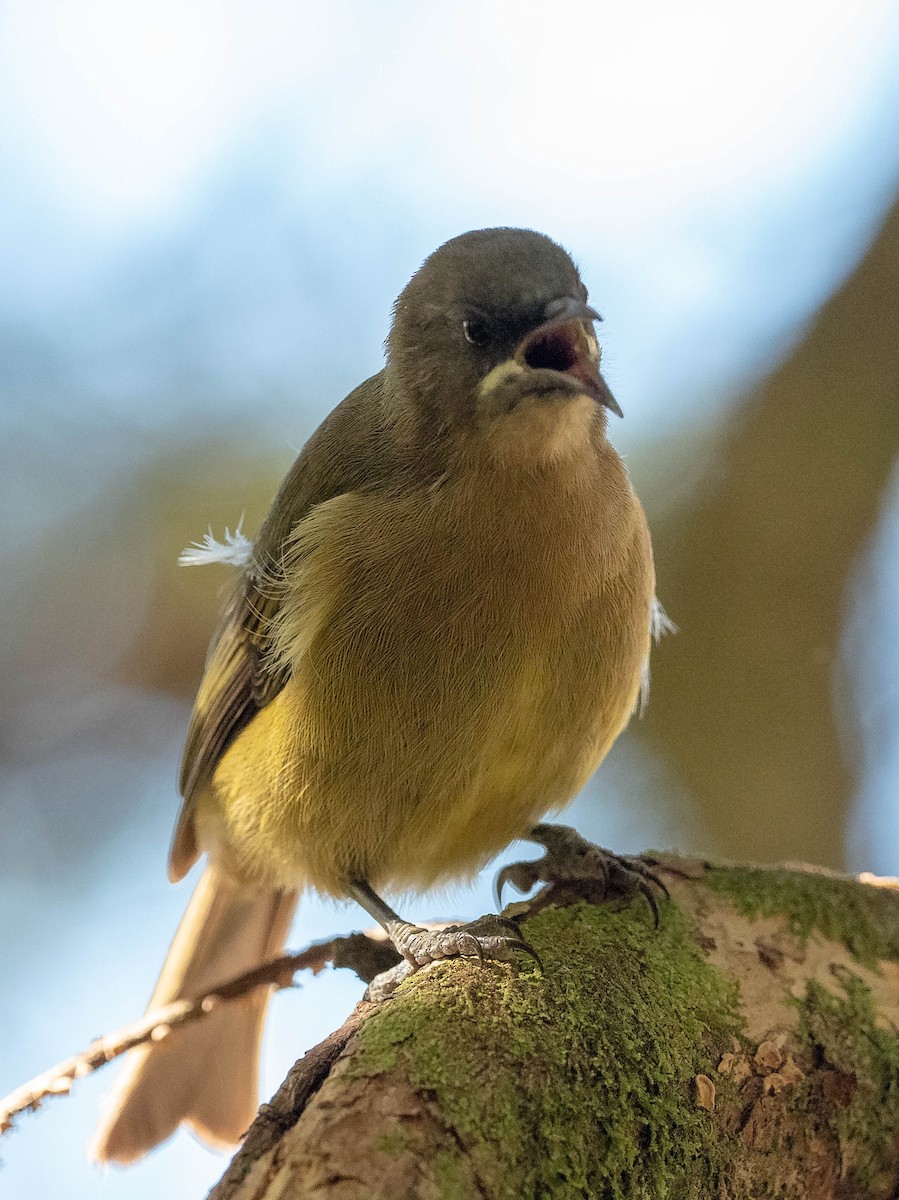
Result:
[91, 226, 661, 1164]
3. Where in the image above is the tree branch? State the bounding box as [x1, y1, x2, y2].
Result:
[208, 857, 899, 1199]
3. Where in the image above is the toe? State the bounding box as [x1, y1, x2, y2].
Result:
[499, 825, 669, 924]
[387, 915, 541, 972]
[494, 860, 541, 907]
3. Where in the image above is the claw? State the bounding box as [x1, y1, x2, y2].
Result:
[497, 824, 669, 927]
[631, 865, 669, 927]
[649, 868, 670, 899]
[495, 864, 520, 909]
[460, 931, 485, 966]
[641, 882, 660, 927]
[510, 935, 543, 971]
[494, 858, 542, 908]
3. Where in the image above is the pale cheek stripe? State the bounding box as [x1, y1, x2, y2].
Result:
[477, 358, 525, 399]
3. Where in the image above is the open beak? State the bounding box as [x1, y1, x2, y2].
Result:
[514, 298, 623, 418]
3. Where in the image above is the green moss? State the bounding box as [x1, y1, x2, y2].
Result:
[348, 901, 743, 1199]
[705, 865, 899, 969]
[796, 971, 899, 1192]
[376, 1129, 410, 1157]
[432, 1149, 471, 1200]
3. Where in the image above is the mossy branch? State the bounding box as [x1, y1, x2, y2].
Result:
[210, 857, 899, 1200]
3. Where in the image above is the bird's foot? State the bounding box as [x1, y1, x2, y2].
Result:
[366, 914, 541, 1001]
[495, 823, 668, 924]
[387, 913, 540, 968]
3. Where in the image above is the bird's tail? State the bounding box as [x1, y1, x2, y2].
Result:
[90, 865, 298, 1164]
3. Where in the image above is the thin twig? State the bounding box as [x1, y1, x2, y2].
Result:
[0, 931, 397, 1137]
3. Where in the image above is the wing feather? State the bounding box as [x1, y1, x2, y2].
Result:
[168, 374, 394, 881]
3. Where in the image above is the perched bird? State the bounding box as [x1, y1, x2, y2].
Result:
[92, 227, 662, 1164]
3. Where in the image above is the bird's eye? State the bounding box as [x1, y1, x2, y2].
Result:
[463, 318, 489, 347]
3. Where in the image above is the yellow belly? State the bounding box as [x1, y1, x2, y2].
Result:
[206, 457, 653, 896]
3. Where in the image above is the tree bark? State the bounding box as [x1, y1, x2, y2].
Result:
[207, 857, 899, 1199]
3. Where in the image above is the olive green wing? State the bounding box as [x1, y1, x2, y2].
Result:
[168, 570, 285, 881]
[168, 375, 393, 881]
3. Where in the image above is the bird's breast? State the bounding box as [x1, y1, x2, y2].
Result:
[216, 448, 653, 892]
[274, 452, 643, 703]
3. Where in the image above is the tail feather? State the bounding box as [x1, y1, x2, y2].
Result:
[91, 866, 297, 1165]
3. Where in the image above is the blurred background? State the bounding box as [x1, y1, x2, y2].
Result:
[2, 1, 899, 1196]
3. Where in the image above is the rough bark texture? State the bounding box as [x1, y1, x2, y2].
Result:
[207, 858, 899, 1199]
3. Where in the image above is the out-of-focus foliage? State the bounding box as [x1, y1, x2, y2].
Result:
[645, 197, 899, 869]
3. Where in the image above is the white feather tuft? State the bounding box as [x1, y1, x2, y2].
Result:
[649, 596, 677, 643]
[638, 597, 676, 716]
[178, 520, 254, 568]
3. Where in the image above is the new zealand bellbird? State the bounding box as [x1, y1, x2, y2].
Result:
[92, 227, 660, 1163]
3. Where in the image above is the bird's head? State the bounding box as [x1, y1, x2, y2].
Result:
[386, 228, 620, 466]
